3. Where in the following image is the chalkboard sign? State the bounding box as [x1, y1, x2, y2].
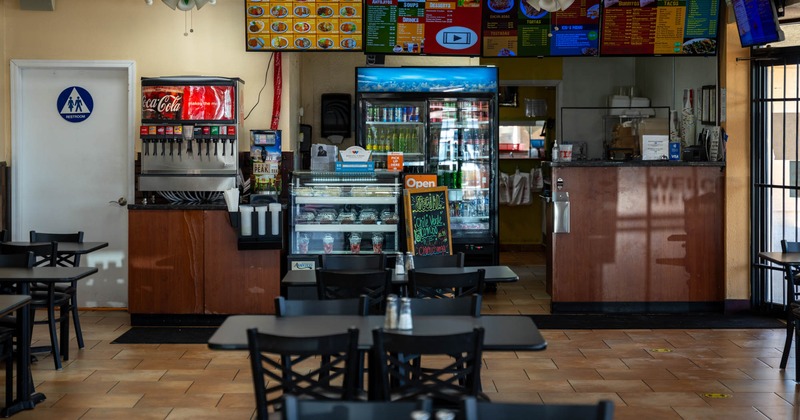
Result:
[403, 186, 452, 256]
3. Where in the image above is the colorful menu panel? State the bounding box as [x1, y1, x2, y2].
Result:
[246, 0, 363, 51]
[599, 0, 718, 55]
[365, 0, 482, 56]
[482, 0, 601, 57]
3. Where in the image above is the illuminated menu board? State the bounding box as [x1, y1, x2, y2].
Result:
[246, 0, 363, 51]
[482, 0, 601, 56]
[364, 0, 482, 56]
[600, 0, 719, 55]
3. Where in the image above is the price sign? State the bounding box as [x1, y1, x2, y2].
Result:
[403, 186, 452, 256]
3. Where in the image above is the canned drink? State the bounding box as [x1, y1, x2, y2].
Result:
[381, 107, 388, 122]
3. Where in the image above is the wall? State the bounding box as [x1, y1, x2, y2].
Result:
[1, 1, 298, 160]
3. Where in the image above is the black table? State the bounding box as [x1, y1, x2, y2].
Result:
[208, 315, 546, 352]
[3, 242, 109, 264]
[0, 266, 98, 417]
[758, 251, 800, 369]
[282, 266, 519, 286]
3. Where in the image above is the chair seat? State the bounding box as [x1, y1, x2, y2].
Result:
[29, 291, 70, 307]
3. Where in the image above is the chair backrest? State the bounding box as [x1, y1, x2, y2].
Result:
[408, 294, 481, 316]
[0, 242, 57, 267]
[408, 269, 485, 299]
[281, 394, 432, 420]
[246, 327, 361, 419]
[412, 252, 465, 269]
[460, 396, 615, 420]
[316, 268, 393, 313]
[0, 229, 8, 242]
[322, 254, 385, 271]
[371, 327, 485, 406]
[275, 295, 369, 317]
[0, 251, 34, 268]
[30, 231, 84, 267]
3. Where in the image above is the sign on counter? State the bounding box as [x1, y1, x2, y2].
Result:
[403, 186, 452, 256]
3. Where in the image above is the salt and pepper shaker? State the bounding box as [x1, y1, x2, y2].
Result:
[395, 252, 405, 277]
[398, 297, 413, 330]
[410, 410, 430, 420]
[384, 295, 398, 329]
[405, 252, 415, 272]
[435, 410, 455, 420]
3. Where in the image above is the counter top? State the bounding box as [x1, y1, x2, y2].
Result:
[545, 160, 725, 168]
[128, 203, 227, 211]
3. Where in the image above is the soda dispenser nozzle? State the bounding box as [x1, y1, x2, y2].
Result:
[213, 138, 219, 156]
[206, 139, 211, 156]
[177, 138, 182, 156]
[168, 138, 174, 156]
[161, 139, 166, 156]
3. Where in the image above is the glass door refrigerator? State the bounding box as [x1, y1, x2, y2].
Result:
[355, 66, 500, 265]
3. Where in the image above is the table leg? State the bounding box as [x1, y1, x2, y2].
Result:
[781, 265, 797, 369]
[1, 283, 45, 417]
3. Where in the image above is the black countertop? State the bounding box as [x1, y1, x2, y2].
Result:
[545, 160, 725, 168]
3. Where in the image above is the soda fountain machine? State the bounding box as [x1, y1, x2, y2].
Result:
[139, 76, 244, 202]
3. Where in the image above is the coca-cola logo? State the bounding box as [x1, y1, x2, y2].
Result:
[142, 94, 182, 113]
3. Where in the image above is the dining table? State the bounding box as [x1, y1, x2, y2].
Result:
[0, 266, 98, 417]
[2, 241, 109, 266]
[281, 265, 519, 299]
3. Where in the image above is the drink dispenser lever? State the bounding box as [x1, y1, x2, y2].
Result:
[176, 138, 182, 156]
[168, 138, 174, 156]
[143, 139, 149, 156]
[206, 139, 211, 156]
[161, 139, 166, 156]
[214, 138, 219, 156]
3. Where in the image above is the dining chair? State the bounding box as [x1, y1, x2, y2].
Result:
[412, 252, 465, 269]
[281, 394, 432, 420]
[29, 231, 85, 349]
[246, 327, 362, 419]
[0, 242, 70, 369]
[459, 396, 615, 420]
[371, 327, 487, 408]
[0, 251, 34, 407]
[779, 239, 800, 370]
[408, 294, 481, 316]
[316, 268, 393, 314]
[275, 295, 369, 317]
[407, 268, 486, 299]
[321, 254, 385, 271]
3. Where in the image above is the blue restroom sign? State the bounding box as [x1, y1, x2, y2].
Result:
[57, 86, 93, 123]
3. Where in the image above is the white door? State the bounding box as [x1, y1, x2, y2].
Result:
[11, 60, 135, 308]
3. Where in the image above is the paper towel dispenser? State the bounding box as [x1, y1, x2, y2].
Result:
[553, 191, 570, 233]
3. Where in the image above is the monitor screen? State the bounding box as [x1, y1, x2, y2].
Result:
[731, 0, 784, 47]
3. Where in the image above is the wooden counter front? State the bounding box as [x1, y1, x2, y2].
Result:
[129, 209, 280, 321]
[546, 165, 724, 312]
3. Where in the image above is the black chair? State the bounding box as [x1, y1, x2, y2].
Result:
[412, 252, 465, 269]
[275, 296, 369, 317]
[371, 327, 486, 407]
[0, 252, 34, 407]
[281, 394, 432, 420]
[29, 231, 85, 349]
[407, 269, 486, 299]
[408, 294, 481, 316]
[322, 254, 385, 271]
[0, 242, 70, 370]
[247, 327, 361, 419]
[316, 269, 393, 314]
[779, 240, 800, 370]
[460, 396, 615, 420]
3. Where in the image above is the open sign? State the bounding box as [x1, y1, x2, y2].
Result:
[405, 174, 438, 189]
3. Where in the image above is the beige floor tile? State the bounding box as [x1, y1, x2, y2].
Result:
[672, 406, 769, 419]
[80, 408, 172, 419]
[52, 393, 143, 409]
[596, 367, 678, 380]
[87, 369, 167, 382]
[110, 380, 193, 394]
[617, 391, 709, 407]
[160, 368, 240, 381]
[525, 368, 603, 380]
[136, 393, 223, 408]
[612, 406, 683, 420]
[186, 379, 255, 394]
[569, 379, 651, 392]
[492, 379, 575, 393]
[644, 379, 733, 393]
[165, 407, 255, 419]
[10, 407, 88, 420]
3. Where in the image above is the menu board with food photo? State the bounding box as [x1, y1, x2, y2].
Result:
[246, 0, 363, 51]
[482, 0, 600, 57]
[599, 0, 718, 56]
[364, 0, 482, 56]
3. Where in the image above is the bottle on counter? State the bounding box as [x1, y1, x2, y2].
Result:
[552, 140, 560, 162]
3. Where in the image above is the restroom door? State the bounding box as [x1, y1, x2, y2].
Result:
[11, 60, 135, 308]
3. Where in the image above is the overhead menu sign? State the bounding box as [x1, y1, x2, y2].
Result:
[246, 0, 363, 51]
[365, 0, 482, 56]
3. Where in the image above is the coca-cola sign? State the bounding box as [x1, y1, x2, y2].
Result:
[142, 85, 235, 121]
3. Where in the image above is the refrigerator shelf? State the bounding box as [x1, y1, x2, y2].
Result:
[294, 196, 398, 205]
[366, 121, 424, 126]
[294, 224, 398, 233]
[430, 121, 491, 129]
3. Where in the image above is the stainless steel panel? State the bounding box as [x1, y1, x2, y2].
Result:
[139, 175, 236, 192]
[141, 140, 238, 174]
[553, 191, 570, 234]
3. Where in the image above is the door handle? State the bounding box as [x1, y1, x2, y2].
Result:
[109, 197, 127, 206]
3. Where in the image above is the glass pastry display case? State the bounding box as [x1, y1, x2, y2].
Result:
[289, 171, 402, 256]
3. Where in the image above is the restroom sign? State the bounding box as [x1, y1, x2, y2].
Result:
[57, 86, 93, 123]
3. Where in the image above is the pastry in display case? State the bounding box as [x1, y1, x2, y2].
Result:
[289, 171, 402, 255]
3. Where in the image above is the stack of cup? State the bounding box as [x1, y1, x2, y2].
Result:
[255, 206, 268, 236]
[240, 205, 254, 236]
[268, 203, 281, 236]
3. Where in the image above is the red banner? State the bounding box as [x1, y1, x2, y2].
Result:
[142, 85, 235, 121]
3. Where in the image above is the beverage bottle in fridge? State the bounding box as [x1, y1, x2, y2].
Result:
[392, 128, 399, 151]
[366, 127, 374, 151]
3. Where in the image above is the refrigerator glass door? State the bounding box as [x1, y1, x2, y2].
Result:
[429, 98, 492, 241]
[362, 99, 426, 171]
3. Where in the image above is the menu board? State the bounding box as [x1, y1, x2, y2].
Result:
[364, 0, 482, 56]
[404, 187, 453, 256]
[482, 0, 601, 57]
[600, 0, 719, 55]
[246, 0, 363, 51]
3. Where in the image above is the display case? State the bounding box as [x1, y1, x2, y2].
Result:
[289, 171, 402, 256]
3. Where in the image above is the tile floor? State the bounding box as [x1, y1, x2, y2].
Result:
[5, 252, 799, 419]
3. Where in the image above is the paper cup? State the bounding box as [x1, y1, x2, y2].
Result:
[559, 144, 573, 162]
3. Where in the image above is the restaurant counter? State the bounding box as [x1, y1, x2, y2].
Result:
[127, 204, 280, 325]
[543, 160, 725, 313]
